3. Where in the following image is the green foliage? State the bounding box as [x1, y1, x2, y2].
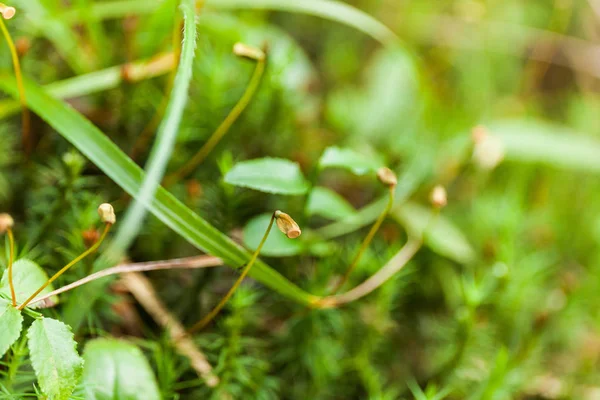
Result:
[0, 260, 57, 308]
[0, 304, 22, 359]
[1, 0, 600, 398]
[393, 203, 475, 264]
[318, 146, 383, 176]
[224, 158, 310, 195]
[306, 186, 357, 220]
[489, 119, 600, 173]
[81, 339, 161, 400]
[27, 318, 84, 400]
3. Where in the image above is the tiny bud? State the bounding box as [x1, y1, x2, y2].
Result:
[472, 125, 504, 170]
[274, 211, 301, 239]
[15, 37, 30, 56]
[0, 213, 14, 233]
[98, 203, 116, 225]
[233, 42, 265, 61]
[377, 167, 397, 188]
[430, 185, 447, 208]
[0, 3, 16, 19]
[82, 228, 100, 248]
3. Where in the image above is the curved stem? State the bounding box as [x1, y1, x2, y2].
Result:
[0, 18, 30, 154]
[7, 228, 15, 307]
[28, 255, 222, 308]
[315, 206, 441, 308]
[18, 223, 111, 310]
[163, 55, 266, 187]
[331, 186, 395, 293]
[187, 212, 275, 334]
[317, 238, 422, 307]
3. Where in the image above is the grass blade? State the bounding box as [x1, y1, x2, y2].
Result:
[0, 76, 316, 324]
[56, 0, 398, 46]
[205, 0, 398, 45]
[110, 0, 196, 256]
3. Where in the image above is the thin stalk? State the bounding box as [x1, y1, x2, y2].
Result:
[28, 255, 222, 307]
[315, 208, 441, 308]
[163, 54, 266, 186]
[331, 185, 395, 293]
[187, 212, 275, 334]
[18, 223, 111, 310]
[0, 17, 30, 154]
[6, 228, 15, 307]
[317, 238, 422, 307]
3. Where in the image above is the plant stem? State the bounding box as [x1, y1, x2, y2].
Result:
[315, 207, 441, 308]
[28, 255, 222, 308]
[17, 223, 111, 310]
[6, 228, 15, 307]
[331, 185, 395, 293]
[187, 212, 275, 334]
[0, 17, 30, 154]
[317, 238, 422, 307]
[163, 54, 266, 187]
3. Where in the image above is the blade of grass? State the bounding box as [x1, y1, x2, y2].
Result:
[0, 75, 317, 328]
[57, 0, 397, 46]
[204, 0, 398, 46]
[110, 0, 196, 259]
[0, 52, 176, 120]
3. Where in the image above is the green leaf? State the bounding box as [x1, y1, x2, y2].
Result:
[327, 47, 420, 156]
[0, 259, 57, 309]
[27, 318, 84, 400]
[243, 213, 304, 257]
[488, 119, 600, 173]
[393, 202, 475, 264]
[81, 338, 160, 400]
[306, 187, 356, 220]
[225, 158, 310, 195]
[0, 77, 317, 332]
[318, 146, 382, 176]
[0, 304, 22, 358]
[206, 0, 398, 46]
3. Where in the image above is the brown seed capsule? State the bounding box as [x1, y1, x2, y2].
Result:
[430, 185, 447, 209]
[0, 213, 14, 233]
[233, 42, 265, 61]
[0, 3, 16, 20]
[98, 203, 116, 225]
[274, 211, 301, 239]
[377, 167, 397, 188]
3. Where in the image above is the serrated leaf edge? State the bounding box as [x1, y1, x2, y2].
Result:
[0, 305, 23, 358]
[27, 318, 84, 400]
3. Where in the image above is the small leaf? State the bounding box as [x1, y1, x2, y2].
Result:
[318, 146, 382, 176]
[243, 213, 304, 257]
[306, 186, 356, 220]
[81, 338, 161, 400]
[393, 202, 475, 264]
[0, 259, 58, 309]
[488, 119, 600, 173]
[0, 304, 22, 358]
[224, 157, 310, 195]
[28, 318, 84, 400]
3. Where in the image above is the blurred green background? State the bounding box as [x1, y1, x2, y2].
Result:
[1, 0, 600, 399]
